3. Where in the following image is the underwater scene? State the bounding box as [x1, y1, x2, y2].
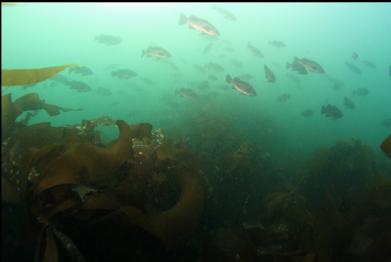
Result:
[2, 2, 391, 262]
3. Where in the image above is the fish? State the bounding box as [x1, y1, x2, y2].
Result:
[211, 5, 237, 21]
[352, 87, 369, 96]
[345, 62, 362, 75]
[389, 66, 391, 76]
[297, 57, 325, 73]
[175, 88, 199, 99]
[268, 40, 286, 48]
[226, 74, 256, 97]
[352, 52, 359, 60]
[343, 96, 355, 109]
[301, 109, 313, 118]
[321, 104, 343, 120]
[141, 77, 155, 85]
[142, 46, 171, 59]
[50, 74, 72, 86]
[327, 76, 344, 91]
[362, 60, 376, 69]
[229, 59, 243, 68]
[195, 80, 210, 90]
[68, 66, 93, 76]
[94, 34, 122, 46]
[264, 65, 276, 83]
[68, 80, 91, 92]
[96, 87, 112, 96]
[189, 80, 209, 90]
[205, 62, 224, 73]
[247, 42, 264, 58]
[193, 64, 206, 73]
[203, 42, 214, 54]
[178, 14, 219, 37]
[276, 94, 290, 103]
[380, 134, 391, 158]
[111, 69, 137, 79]
[381, 118, 391, 128]
[286, 57, 307, 75]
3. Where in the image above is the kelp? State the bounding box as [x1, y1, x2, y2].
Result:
[380, 134, 391, 158]
[1, 64, 77, 87]
[91, 169, 204, 250]
[2, 102, 206, 257]
[30, 120, 133, 194]
[34, 222, 86, 262]
[1, 93, 81, 138]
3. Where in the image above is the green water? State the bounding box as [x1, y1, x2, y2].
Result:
[2, 2, 391, 160]
[2, 3, 391, 262]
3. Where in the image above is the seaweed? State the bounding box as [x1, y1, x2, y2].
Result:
[1, 64, 77, 86]
[1, 93, 81, 139]
[380, 134, 391, 158]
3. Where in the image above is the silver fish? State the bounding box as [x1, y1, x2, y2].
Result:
[226, 74, 256, 97]
[142, 46, 171, 59]
[247, 42, 264, 58]
[211, 5, 237, 21]
[264, 65, 276, 82]
[179, 14, 219, 37]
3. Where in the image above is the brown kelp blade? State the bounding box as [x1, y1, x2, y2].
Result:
[381, 134, 391, 158]
[42, 103, 82, 116]
[1, 64, 77, 87]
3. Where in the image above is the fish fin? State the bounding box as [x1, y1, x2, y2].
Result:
[179, 14, 187, 25]
[225, 74, 232, 83]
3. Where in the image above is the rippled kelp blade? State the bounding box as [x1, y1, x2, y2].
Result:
[1, 64, 77, 87]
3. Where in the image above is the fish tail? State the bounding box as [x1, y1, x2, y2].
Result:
[286, 62, 291, 69]
[179, 14, 187, 25]
[141, 50, 146, 58]
[226, 74, 232, 83]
